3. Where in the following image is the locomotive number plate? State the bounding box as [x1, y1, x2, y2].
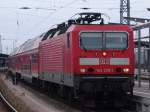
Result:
[96, 69, 113, 72]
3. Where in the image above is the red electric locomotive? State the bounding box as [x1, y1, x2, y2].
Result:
[8, 13, 134, 105]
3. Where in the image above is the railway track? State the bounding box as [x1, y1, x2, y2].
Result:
[17, 80, 150, 112]
[131, 95, 150, 112]
[81, 108, 135, 112]
[115, 95, 150, 112]
[81, 94, 150, 112]
[0, 91, 18, 112]
[1, 74, 150, 112]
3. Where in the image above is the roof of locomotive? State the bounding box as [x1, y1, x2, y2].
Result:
[10, 12, 132, 56]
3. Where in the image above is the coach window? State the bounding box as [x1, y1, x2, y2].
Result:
[32, 54, 38, 63]
[105, 32, 128, 49]
[80, 32, 103, 50]
[0, 60, 4, 67]
[67, 33, 70, 48]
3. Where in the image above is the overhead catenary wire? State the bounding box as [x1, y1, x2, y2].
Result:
[25, 0, 83, 36]
[23, 0, 124, 36]
[1, 0, 150, 46]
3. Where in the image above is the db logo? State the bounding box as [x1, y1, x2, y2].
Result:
[99, 58, 110, 64]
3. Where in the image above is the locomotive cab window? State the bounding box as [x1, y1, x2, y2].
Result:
[105, 32, 128, 49]
[80, 32, 103, 50]
[79, 32, 128, 50]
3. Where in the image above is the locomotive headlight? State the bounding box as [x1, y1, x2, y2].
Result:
[123, 68, 129, 73]
[80, 68, 86, 73]
[102, 52, 107, 56]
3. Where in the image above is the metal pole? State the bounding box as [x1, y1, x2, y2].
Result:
[137, 30, 141, 87]
[120, 0, 123, 24]
[120, 0, 130, 24]
[149, 27, 150, 89]
[0, 35, 2, 53]
[144, 48, 146, 72]
[13, 40, 15, 51]
[127, 0, 130, 25]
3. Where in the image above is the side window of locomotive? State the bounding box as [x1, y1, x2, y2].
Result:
[32, 54, 38, 64]
[105, 32, 128, 49]
[67, 33, 70, 48]
[80, 32, 103, 50]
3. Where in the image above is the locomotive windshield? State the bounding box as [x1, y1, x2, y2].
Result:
[105, 32, 128, 49]
[80, 32, 128, 50]
[80, 32, 103, 50]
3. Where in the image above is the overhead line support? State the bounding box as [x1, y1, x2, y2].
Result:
[120, 0, 130, 25]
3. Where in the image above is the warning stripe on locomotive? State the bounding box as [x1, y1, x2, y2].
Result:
[79, 58, 129, 65]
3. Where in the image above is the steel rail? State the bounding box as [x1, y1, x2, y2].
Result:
[120, 109, 134, 112]
[133, 95, 150, 104]
[0, 91, 18, 112]
[130, 95, 150, 112]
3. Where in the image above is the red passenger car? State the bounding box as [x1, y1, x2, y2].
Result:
[8, 13, 134, 105]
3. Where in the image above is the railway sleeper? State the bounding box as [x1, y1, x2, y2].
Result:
[135, 103, 150, 112]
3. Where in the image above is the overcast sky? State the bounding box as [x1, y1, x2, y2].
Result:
[0, 0, 150, 54]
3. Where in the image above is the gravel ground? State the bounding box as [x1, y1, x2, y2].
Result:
[0, 100, 9, 112]
[0, 74, 80, 112]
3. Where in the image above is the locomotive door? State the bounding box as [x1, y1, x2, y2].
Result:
[61, 33, 70, 85]
[29, 55, 32, 75]
[61, 45, 65, 84]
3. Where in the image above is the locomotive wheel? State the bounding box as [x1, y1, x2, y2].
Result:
[48, 83, 57, 97]
[67, 89, 74, 105]
[130, 87, 133, 97]
[32, 78, 38, 88]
